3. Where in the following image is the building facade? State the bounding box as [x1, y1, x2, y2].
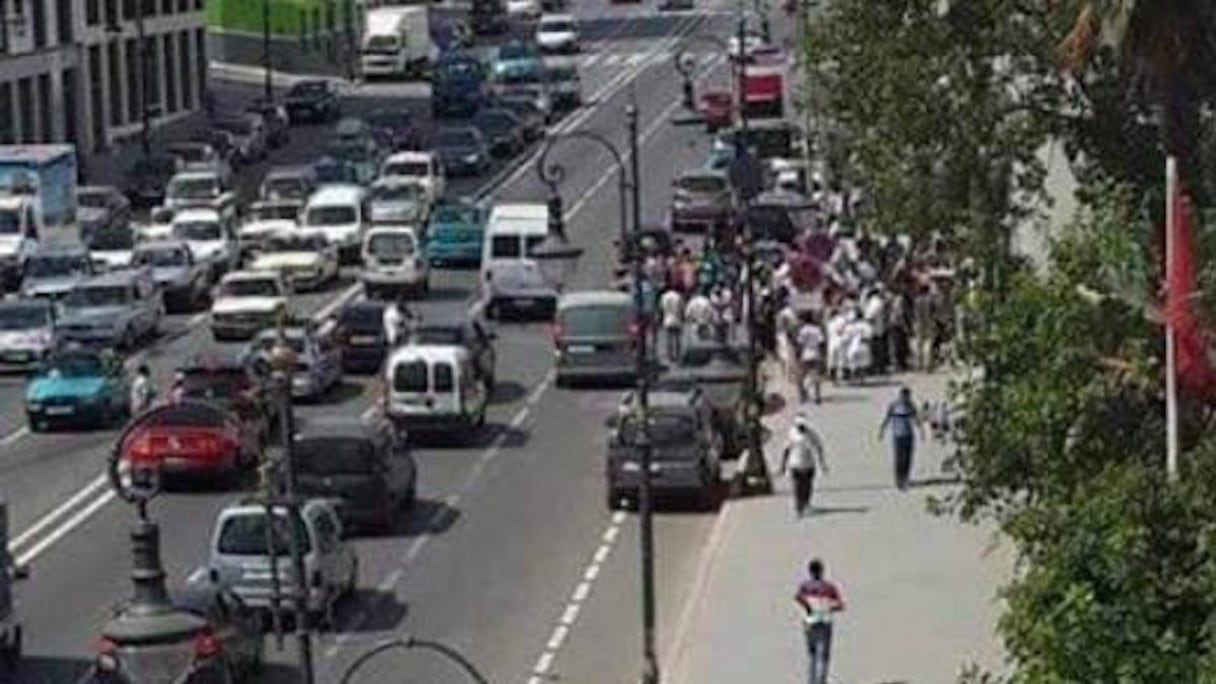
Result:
[0, 0, 207, 159]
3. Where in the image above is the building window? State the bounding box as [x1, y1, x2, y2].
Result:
[107, 40, 122, 126]
[193, 0, 200, 10]
[86, 0, 100, 26]
[0, 0, 9, 54]
[142, 0, 154, 18]
[178, 28, 192, 109]
[144, 35, 160, 118]
[104, 0, 117, 27]
[17, 78, 34, 143]
[37, 73, 50, 141]
[162, 32, 176, 114]
[125, 37, 140, 126]
[63, 68, 79, 145]
[178, 0, 187, 11]
[89, 46, 105, 150]
[0, 82, 13, 144]
[121, 0, 133, 22]
[194, 27, 205, 103]
[31, 0, 45, 49]
[161, 0, 171, 15]
[57, 0, 73, 44]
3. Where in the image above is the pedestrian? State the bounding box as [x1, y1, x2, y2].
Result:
[130, 364, 156, 414]
[383, 296, 407, 348]
[794, 314, 824, 404]
[864, 286, 888, 374]
[913, 280, 936, 371]
[794, 558, 845, 684]
[825, 307, 848, 384]
[843, 308, 873, 383]
[776, 297, 800, 381]
[710, 285, 733, 343]
[879, 386, 923, 490]
[684, 288, 715, 341]
[779, 414, 827, 517]
[659, 286, 684, 362]
[169, 371, 187, 404]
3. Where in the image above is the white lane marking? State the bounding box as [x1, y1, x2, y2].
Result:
[533, 651, 555, 675]
[592, 543, 611, 565]
[510, 407, 530, 429]
[546, 624, 569, 651]
[14, 489, 116, 567]
[7, 472, 108, 551]
[559, 603, 580, 625]
[0, 426, 28, 448]
[187, 566, 208, 585]
[313, 281, 362, 322]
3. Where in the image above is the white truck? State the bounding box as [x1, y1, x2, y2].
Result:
[360, 6, 437, 80]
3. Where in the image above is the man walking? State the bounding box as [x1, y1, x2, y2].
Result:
[659, 286, 684, 362]
[794, 558, 845, 684]
[129, 364, 156, 415]
[779, 414, 828, 517]
[879, 386, 923, 490]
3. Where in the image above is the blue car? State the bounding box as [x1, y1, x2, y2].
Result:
[492, 41, 544, 87]
[25, 348, 130, 431]
[427, 200, 488, 267]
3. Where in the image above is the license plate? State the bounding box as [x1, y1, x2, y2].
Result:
[46, 406, 73, 416]
[566, 345, 595, 354]
[514, 298, 538, 307]
[350, 335, 377, 345]
[2, 352, 29, 362]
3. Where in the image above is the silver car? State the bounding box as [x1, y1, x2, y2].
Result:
[131, 240, 211, 313]
[0, 300, 56, 372]
[244, 326, 342, 401]
[483, 260, 559, 321]
[57, 268, 163, 349]
[368, 178, 430, 226]
[20, 245, 96, 300]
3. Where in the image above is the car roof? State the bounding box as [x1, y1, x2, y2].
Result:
[173, 207, 223, 223]
[179, 348, 249, 371]
[539, 13, 575, 21]
[170, 169, 220, 181]
[558, 290, 632, 310]
[78, 185, 120, 195]
[80, 268, 145, 287]
[384, 151, 433, 163]
[222, 269, 280, 282]
[31, 243, 89, 257]
[265, 165, 316, 178]
[387, 344, 471, 363]
[294, 416, 379, 441]
[308, 184, 367, 205]
[489, 202, 547, 220]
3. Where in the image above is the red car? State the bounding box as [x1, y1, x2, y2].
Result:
[120, 401, 262, 484]
[698, 91, 734, 132]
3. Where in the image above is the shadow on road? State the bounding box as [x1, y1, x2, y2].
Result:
[810, 504, 871, 517]
[317, 379, 366, 405]
[337, 588, 410, 633]
[395, 498, 461, 537]
[16, 655, 93, 684]
[488, 380, 526, 405]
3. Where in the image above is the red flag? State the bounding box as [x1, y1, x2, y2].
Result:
[1166, 182, 1216, 394]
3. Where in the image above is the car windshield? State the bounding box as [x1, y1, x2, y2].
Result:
[167, 176, 219, 200]
[436, 129, 477, 148]
[64, 285, 129, 308]
[368, 232, 416, 257]
[365, 34, 400, 53]
[383, 161, 430, 177]
[413, 326, 463, 345]
[432, 204, 477, 224]
[181, 369, 247, 401]
[559, 305, 630, 337]
[338, 304, 384, 330]
[265, 234, 326, 252]
[618, 413, 695, 447]
[262, 176, 306, 198]
[135, 247, 188, 268]
[27, 254, 90, 278]
[217, 512, 311, 556]
[172, 221, 222, 241]
[306, 206, 357, 226]
[547, 65, 577, 82]
[77, 190, 112, 209]
[42, 353, 106, 378]
[251, 203, 301, 221]
[491, 261, 546, 287]
[87, 227, 135, 251]
[221, 278, 280, 298]
[214, 119, 253, 135]
[678, 175, 726, 193]
[372, 184, 424, 203]
[0, 305, 49, 330]
[296, 437, 376, 475]
[0, 210, 18, 235]
[540, 19, 574, 32]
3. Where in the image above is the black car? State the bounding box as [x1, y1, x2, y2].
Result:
[330, 300, 389, 373]
[656, 343, 747, 459]
[366, 108, 422, 151]
[293, 416, 417, 531]
[495, 95, 547, 141]
[177, 351, 279, 441]
[473, 108, 526, 157]
[471, 0, 508, 34]
[408, 313, 497, 389]
[433, 126, 491, 177]
[284, 79, 342, 123]
[245, 99, 292, 148]
[123, 153, 178, 207]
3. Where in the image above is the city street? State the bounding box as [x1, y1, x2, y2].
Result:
[2, 1, 749, 682]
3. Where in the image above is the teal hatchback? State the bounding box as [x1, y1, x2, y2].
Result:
[426, 200, 488, 267]
[25, 348, 130, 431]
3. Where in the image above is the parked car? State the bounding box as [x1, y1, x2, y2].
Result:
[247, 229, 339, 291]
[482, 260, 558, 321]
[379, 151, 446, 206]
[118, 400, 261, 484]
[474, 108, 527, 157]
[366, 108, 422, 151]
[284, 79, 342, 123]
[177, 349, 280, 439]
[328, 300, 388, 373]
[536, 13, 579, 53]
[657, 342, 747, 460]
[20, 244, 96, 300]
[170, 208, 241, 283]
[670, 168, 736, 234]
[77, 185, 132, 239]
[245, 325, 342, 402]
[25, 347, 129, 431]
[85, 222, 138, 272]
[209, 270, 291, 342]
[553, 290, 637, 387]
[293, 416, 417, 531]
[245, 98, 292, 148]
[426, 199, 488, 267]
[433, 126, 491, 177]
[123, 153, 178, 207]
[361, 225, 430, 299]
[407, 312, 497, 390]
[207, 499, 357, 624]
[605, 388, 723, 510]
[383, 344, 489, 439]
[131, 240, 211, 313]
[58, 269, 163, 349]
[0, 300, 57, 373]
[258, 165, 319, 202]
[495, 93, 547, 140]
[212, 115, 269, 164]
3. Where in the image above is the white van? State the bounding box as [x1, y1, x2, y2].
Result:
[361, 225, 430, 299]
[383, 344, 487, 440]
[480, 202, 548, 280]
[301, 184, 369, 264]
[360, 6, 437, 79]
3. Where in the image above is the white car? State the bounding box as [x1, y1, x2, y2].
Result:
[209, 270, 291, 341]
[170, 208, 240, 283]
[163, 170, 237, 218]
[536, 14, 578, 53]
[247, 229, 340, 292]
[507, 0, 541, 20]
[360, 225, 430, 299]
[379, 151, 446, 207]
[728, 31, 768, 60]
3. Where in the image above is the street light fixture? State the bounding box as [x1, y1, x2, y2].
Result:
[338, 635, 492, 684]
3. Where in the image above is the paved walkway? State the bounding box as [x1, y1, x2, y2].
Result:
[667, 369, 1009, 684]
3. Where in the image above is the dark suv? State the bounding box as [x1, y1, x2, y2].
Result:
[177, 352, 280, 442]
[605, 388, 723, 510]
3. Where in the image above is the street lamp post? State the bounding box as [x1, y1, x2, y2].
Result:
[339, 636, 492, 684]
[262, 0, 273, 100]
[266, 325, 316, 684]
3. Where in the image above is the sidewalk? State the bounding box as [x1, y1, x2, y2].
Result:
[667, 370, 1010, 684]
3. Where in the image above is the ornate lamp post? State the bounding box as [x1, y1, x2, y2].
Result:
[339, 635, 492, 684]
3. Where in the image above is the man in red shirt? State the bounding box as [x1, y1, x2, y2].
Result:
[794, 558, 845, 684]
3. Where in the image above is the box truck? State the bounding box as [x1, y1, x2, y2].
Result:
[361, 6, 438, 80]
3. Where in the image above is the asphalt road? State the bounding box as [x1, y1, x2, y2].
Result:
[3, 1, 755, 681]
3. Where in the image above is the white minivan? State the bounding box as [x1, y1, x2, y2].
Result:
[383, 344, 488, 441]
[360, 225, 430, 299]
[480, 202, 548, 281]
[301, 184, 369, 264]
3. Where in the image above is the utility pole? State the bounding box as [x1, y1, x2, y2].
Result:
[135, 0, 151, 158]
[262, 0, 273, 100]
[628, 104, 659, 684]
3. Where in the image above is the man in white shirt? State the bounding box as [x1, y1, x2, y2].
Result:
[863, 287, 888, 373]
[780, 414, 828, 517]
[383, 298, 407, 348]
[825, 308, 849, 383]
[795, 317, 825, 404]
[659, 287, 684, 362]
[684, 290, 715, 341]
